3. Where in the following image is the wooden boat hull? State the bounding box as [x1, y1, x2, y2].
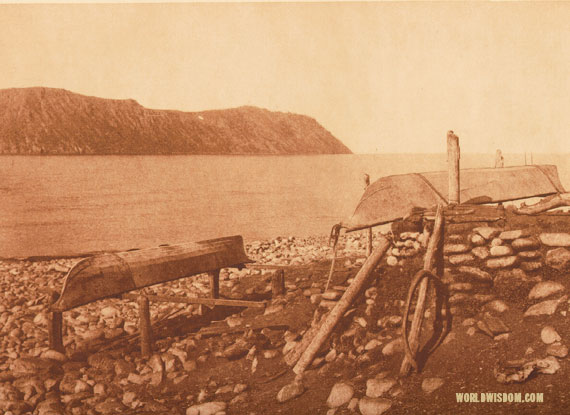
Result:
[343, 165, 565, 232]
[52, 235, 252, 311]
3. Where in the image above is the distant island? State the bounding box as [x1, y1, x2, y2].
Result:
[0, 87, 352, 155]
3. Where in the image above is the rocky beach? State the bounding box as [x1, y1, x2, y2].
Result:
[2, 208, 570, 415]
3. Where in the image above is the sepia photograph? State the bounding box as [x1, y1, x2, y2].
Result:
[0, 1, 569, 414]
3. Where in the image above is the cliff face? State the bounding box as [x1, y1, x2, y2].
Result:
[0, 87, 352, 155]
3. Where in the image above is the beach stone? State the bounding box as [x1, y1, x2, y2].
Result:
[536, 356, 560, 375]
[386, 256, 398, 266]
[186, 401, 227, 415]
[486, 256, 517, 269]
[525, 295, 568, 317]
[485, 300, 509, 313]
[264, 304, 284, 315]
[546, 343, 568, 358]
[95, 399, 126, 414]
[322, 290, 341, 301]
[540, 233, 570, 247]
[471, 234, 486, 246]
[276, 381, 304, 403]
[327, 383, 354, 408]
[471, 247, 490, 260]
[382, 339, 403, 356]
[490, 238, 503, 247]
[226, 316, 243, 328]
[449, 293, 469, 305]
[444, 244, 470, 254]
[10, 358, 57, 377]
[473, 227, 501, 240]
[519, 250, 541, 259]
[499, 230, 523, 240]
[421, 378, 444, 394]
[366, 378, 396, 398]
[541, 326, 562, 344]
[478, 313, 510, 337]
[512, 238, 540, 251]
[521, 262, 542, 272]
[545, 248, 570, 270]
[449, 283, 473, 292]
[449, 254, 475, 265]
[490, 245, 513, 257]
[528, 281, 565, 300]
[459, 266, 492, 282]
[223, 342, 249, 360]
[364, 339, 382, 351]
[358, 397, 392, 415]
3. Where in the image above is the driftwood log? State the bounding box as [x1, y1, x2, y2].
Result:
[515, 193, 570, 215]
[293, 235, 391, 375]
[400, 204, 444, 376]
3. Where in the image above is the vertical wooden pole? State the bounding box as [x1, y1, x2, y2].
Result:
[138, 294, 152, 357]
[447, 131, 460, 205]
[271, 269, 286, 297]
[48, 291, 64, 353]
[363, 173, 373, 256]
[209, 269, 220, 299]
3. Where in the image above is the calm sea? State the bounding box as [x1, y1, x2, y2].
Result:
[1, 153, 568, 258]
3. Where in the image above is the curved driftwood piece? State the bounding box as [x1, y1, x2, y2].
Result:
[400, 204, 444, 376]
[293, 236, 391, 375]
[515, 193, 570, 215]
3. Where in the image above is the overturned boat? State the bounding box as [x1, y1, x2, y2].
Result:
[341, 165, 566, 232]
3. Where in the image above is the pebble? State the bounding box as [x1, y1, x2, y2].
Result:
[458, 266, 492, 282]
[322, 290, 341, 301]
[485, 300, 509, 313]
[471, 247, 490, 260]
[448, 254, 475, 265]
[386, 256, 398, 266]
[186, 401, 227, 415]
[473, 227, 501, 240]
[519, 250, 541, 259]
[366, 378, 396, 398]
[521, 261, 542, 272]
[541, 326, 562, 344]
[276, 381, 304, 403]
[539, 233, 570, 247]
[499, 230, 523, 240]
[486, 256, 517, 269]
[512, 237, 540, 251]
[263, 350, 279, 359]
[382, 339, 403, 356]
[364, 339, 382, 351]
[421, 377, 444, 394]
[528, 281, 565, 300]
[525, 296, 568, 317]
[444, 244, 471, 254]
[490, 245, 513, 257]
[545, 248, 570, 270]
[264, 304, 284, 316]
[326, 382, 354, 408]
[546, 343, 568, 358]
[470, 234, 486, 246]
[490, 238, 503, 247]
[358, 397, 392, 415]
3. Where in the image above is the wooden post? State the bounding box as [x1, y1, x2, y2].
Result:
[48, 291, 64, 353]
[447, 131, 460, 205]
[138, 294, 152, 357]
[293, 236, 391, 375]
[271, 269, 286, 297]
[495, 149, 504, 168]
[209, 269, 220, 299]
[400, 204, 444, 376]
[363, 173, 373, 256]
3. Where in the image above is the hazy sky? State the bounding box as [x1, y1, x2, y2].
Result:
[1, 2, 569, 154]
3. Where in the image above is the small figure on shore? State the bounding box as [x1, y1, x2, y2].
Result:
[495, 149, 504, 168]
[363, 173, 370, 189]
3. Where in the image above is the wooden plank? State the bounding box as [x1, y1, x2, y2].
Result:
[51, 235, 252, 312]
[122, 293, 266, 308]
[48, 291, 64, 353]
[271, 269, 285, 296]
